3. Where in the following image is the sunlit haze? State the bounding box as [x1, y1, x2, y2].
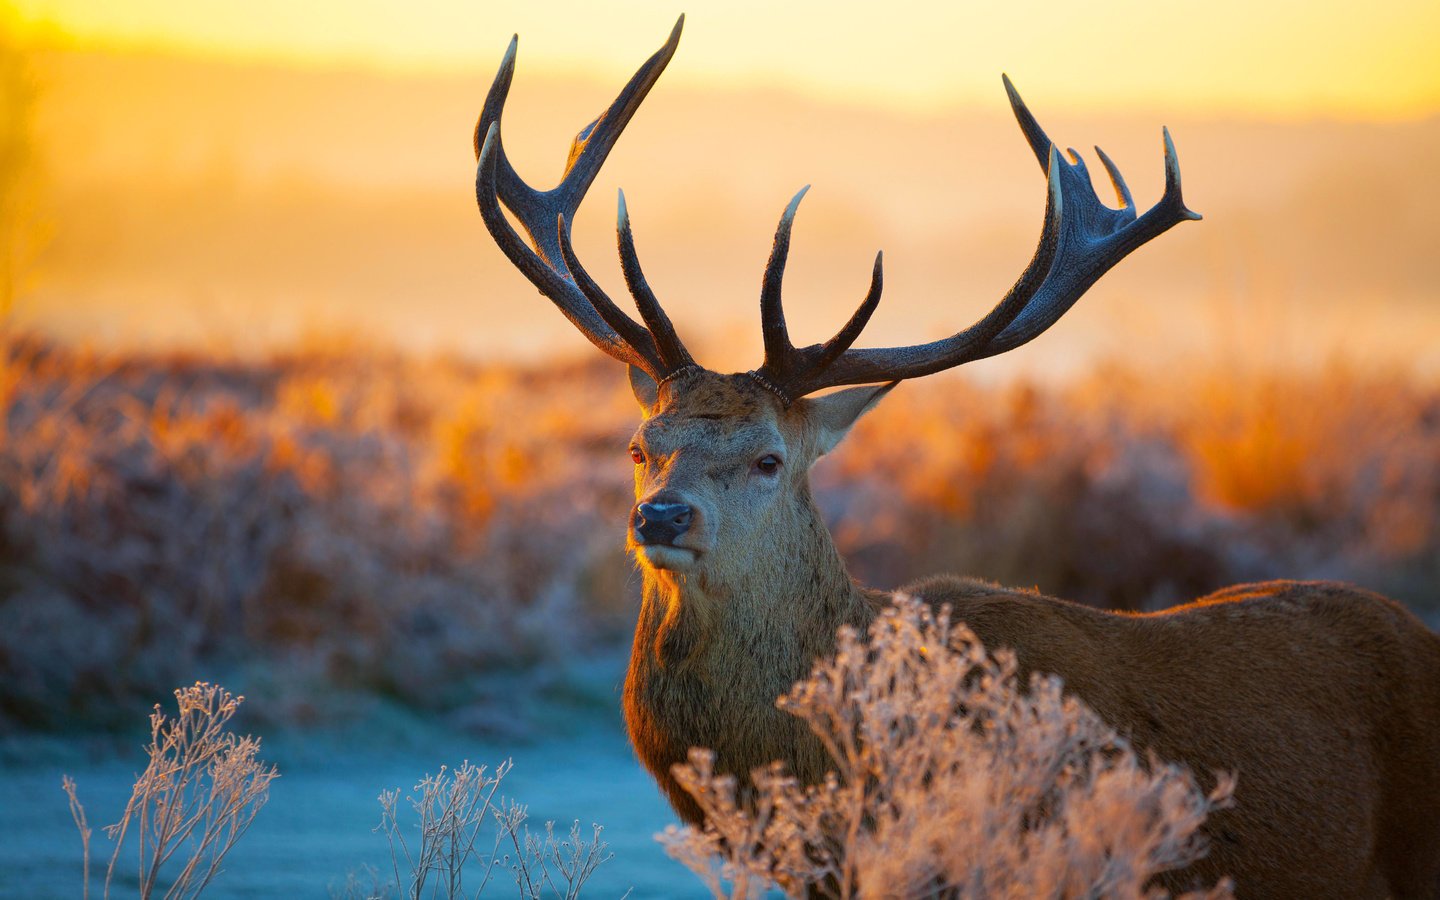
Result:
[11, 0, 1440, 119]
[3, 0, 1438, 374]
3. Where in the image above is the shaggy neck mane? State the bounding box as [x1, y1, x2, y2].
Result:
[624, 476, 876, 820]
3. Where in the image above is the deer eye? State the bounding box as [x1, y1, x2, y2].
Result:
[754, 454, 782, 475]
[630, 446, 646, 465]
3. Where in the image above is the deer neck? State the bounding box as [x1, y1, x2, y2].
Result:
[623, 480, 875, 818]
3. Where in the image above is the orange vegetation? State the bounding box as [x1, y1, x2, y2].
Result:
[1, 333, 1436, 729]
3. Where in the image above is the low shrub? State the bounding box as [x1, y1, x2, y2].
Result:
[662, 596, 1234, 899]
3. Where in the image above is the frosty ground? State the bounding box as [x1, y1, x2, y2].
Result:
[1, 672, 707, 899]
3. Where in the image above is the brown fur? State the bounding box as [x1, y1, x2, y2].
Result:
[621, 370, 1440, 898]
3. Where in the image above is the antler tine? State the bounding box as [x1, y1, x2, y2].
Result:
[811, 250, 884, 373]
[752, 189, 890, 401]
[758, 185, 811, 378]
[556, 211, 666, 371]
[1094, 145, 1135, 210]
[1003, 73, 1054, 174]
[475, 16, 684, 264]
[617, 190, 694, 371]
[768, 76, 1200, 396]
[474, 17, 687, 378]
[557, 16, 684, 223]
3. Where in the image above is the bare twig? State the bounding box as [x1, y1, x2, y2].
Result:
[375, 761, 613, 900]
[68, 682, 279, 900]
[62, 775, 92, 900]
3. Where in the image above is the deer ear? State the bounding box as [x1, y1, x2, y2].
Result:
[808, 382, 898, 455]
[629, 365, 659, 413]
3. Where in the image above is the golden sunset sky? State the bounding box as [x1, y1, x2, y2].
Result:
[10, 0, 1440, 119]
[4, 0, 1438, 372]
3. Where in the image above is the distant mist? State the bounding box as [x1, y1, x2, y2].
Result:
[21, 46, 1440, 378]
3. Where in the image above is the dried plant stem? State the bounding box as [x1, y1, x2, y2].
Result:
[64, 682, 278, 900]
[376, 760, 614, 900]
[62, 775, 92, 900]
[378, 759, 517, 900]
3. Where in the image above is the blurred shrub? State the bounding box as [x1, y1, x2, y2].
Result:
[1, 334, 1436, 730]
[0, 336, 638, 730]
[828, 366, 1440, 612]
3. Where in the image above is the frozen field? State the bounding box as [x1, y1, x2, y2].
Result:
[1, 710, 707, 899]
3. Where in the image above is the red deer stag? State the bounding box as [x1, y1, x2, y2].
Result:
[472, 17, 1440, 897]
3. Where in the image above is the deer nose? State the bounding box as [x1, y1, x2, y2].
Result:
[633, 501, 693, 546]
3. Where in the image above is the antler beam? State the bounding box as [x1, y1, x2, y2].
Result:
[754, 74, 1201, 401]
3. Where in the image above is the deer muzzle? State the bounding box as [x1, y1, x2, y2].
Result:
[633, 500, 693, 546]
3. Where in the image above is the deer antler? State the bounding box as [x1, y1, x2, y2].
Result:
[474, 15, 693, 382]
[752, 74, 1202, 403]
[475, 23, 1200, 403]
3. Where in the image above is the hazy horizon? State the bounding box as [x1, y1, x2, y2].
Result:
[11, 41, 1440, 379]
[15, 0, 1440, 116]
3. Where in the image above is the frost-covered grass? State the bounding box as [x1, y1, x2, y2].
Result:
[2, 333, 1437, 732]
[6, 675, 680, 899]
[372, 758, 616, 900]
[40, 605, 1247, 898]
[663, 596, 1234, 899]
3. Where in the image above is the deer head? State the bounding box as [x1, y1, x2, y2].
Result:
[473, 15, 1198, 587]
[620, 368, 893, 600]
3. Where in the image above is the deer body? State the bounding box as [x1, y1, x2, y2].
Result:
[619, 372, 1440, 898]
[472, 18, 1440, 896]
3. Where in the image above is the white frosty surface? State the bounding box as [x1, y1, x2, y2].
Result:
[0, 712, 709, 899]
